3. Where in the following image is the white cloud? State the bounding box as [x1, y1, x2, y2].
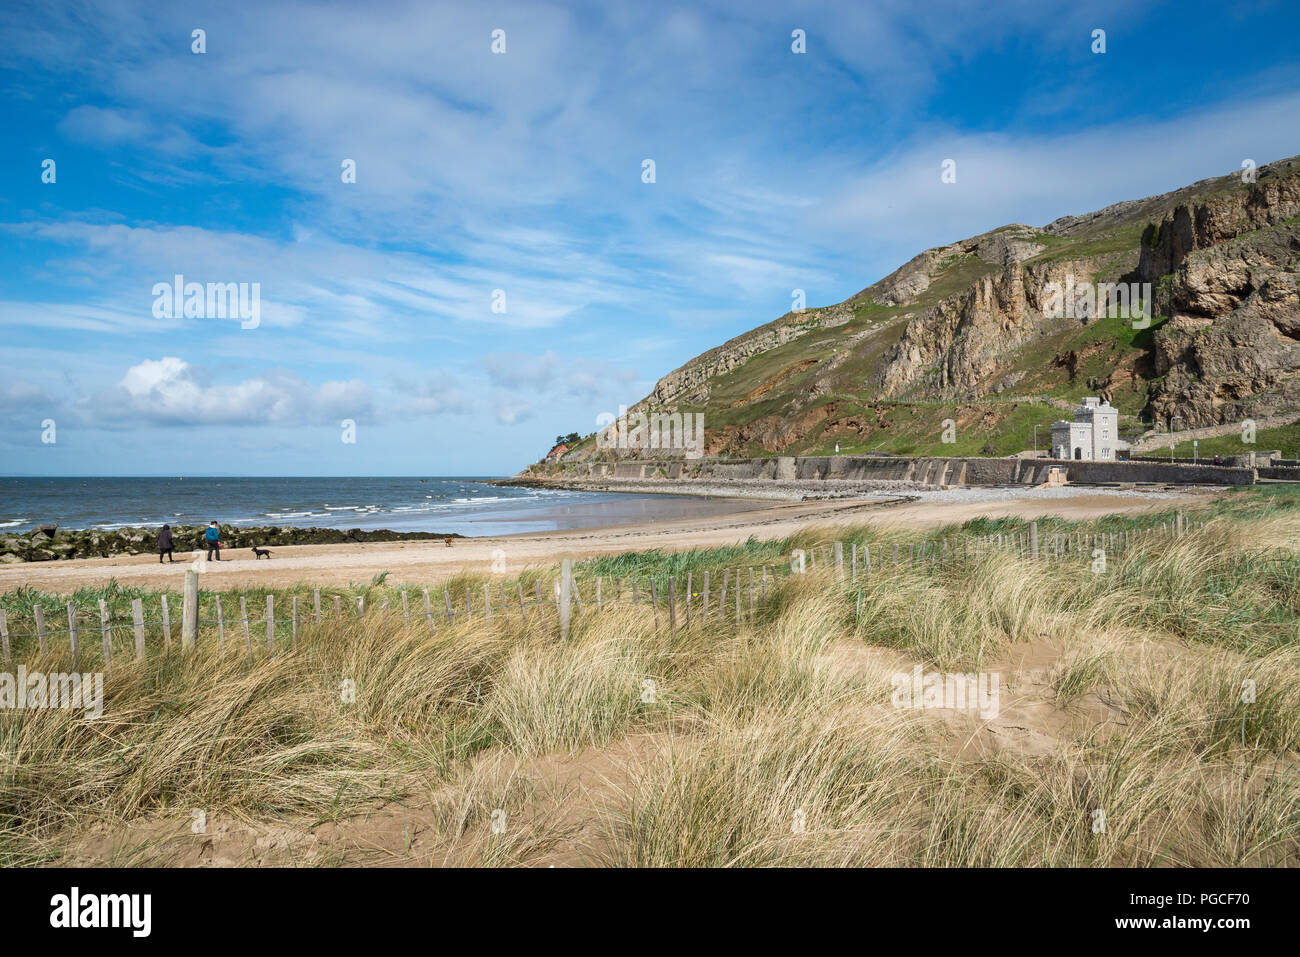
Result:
[93, 357, 371, 426]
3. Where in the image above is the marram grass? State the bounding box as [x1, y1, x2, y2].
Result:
[2, 506, 1298, 866]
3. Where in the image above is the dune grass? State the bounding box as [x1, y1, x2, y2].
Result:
[2, 500, 1299, 866]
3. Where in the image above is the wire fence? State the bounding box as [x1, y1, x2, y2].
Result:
[0, 514, 1208, 667]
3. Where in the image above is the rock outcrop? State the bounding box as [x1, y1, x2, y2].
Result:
[0, 525, 461, 563]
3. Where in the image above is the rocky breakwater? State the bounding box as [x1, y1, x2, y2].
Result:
[0, 524, 461, 564]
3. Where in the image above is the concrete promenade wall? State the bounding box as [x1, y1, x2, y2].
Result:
[521, 454, 1256, 486]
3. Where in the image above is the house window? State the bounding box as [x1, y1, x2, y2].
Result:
[1101, 448, 1110, 459]
[1102, 430, 1109, 440]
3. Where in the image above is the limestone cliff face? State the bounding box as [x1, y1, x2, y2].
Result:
[876, 258, 1087, 398]
[1137, 165, 1300, 284]
[638, 302, 854, 409]
[879, 161, 1300, 408]
[1149, 221, 1300, 425]
[1137, 160, 1300, 426]
[642, 224, 1048, 409]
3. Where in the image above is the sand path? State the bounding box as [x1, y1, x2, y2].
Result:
[0, 488, 1220, 591]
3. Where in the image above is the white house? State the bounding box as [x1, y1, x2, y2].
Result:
[1050, 398, 1126, 461]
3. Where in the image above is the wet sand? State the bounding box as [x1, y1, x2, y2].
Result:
[0, 485, 1222, 592]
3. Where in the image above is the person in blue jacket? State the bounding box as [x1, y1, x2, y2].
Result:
[205, 521, 222, 561]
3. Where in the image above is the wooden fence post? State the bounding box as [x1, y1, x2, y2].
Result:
[159, 596, 171, 651]
[98, 599, 112, 668]
[650, 579, 660, 634]
[559, 558, 573, 641]
[0, 608, 9, 666]
[401, 590, 411, 632]
[424, 589, 435, 632]
[668, 577, 677, 633]
[132, 598, 145, 661]
[291, 596, 299, 651]
[314, 589, 321, 624]
[266, 595, 275, 652]
[719, 569, 728, 618]
[241, 596, 251, 661]
[515, 583, 526, 621]
[834, 542, 844, 579]
[215, 595, 225, 653]
[33, 605, 47, 658]
[684, 572, 692, 627]
[67, 602, 80, 668]
[334, 595, 342, 618]
[1030, 522, 1039, 561]
[484, 584, 494, 622]
[702, 570, 710, 621]
[181, 569, 199, 651]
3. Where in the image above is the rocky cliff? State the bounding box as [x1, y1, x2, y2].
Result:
[561, 156, 1300, 462]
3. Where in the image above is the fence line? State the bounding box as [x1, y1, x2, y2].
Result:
[0, 515, 1210, 663]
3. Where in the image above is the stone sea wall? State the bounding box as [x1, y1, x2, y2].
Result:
[513, 454, 1258, 488]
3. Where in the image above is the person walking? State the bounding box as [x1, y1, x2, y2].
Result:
[205, 521, 223, 561]
[158, 524, 175, 563]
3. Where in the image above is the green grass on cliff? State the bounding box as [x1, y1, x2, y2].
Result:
[1157, 421, 1300, 460]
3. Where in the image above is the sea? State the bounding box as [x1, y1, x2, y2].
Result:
[0, 476, 762, 538]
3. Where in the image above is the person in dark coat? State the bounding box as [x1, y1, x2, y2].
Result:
[158, 524, 175, 563]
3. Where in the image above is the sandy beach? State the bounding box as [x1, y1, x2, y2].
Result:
[0, 484, 1222, 591]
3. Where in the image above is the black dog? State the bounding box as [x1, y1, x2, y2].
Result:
[253, 546, 272, 560]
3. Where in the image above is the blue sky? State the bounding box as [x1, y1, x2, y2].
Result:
[2, 0, 1298, 476]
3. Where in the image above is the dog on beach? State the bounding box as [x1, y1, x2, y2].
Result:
[445, 538, 454, 547]
[253, 546, 272, 560]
